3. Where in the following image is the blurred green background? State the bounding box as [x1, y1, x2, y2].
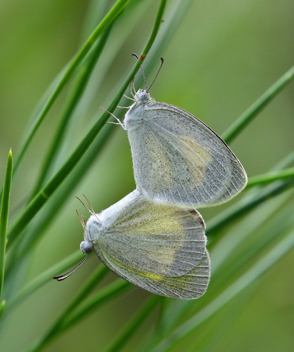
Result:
[1, 0, 294, 351]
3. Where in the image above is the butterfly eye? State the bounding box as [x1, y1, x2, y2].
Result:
[138, 91, 149, 101]
[80, 240, 93, 254]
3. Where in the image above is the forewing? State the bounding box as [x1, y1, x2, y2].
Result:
[97, 192, 206, 277]
[127, 103, 247, 207]
[96, 246, 210, 299]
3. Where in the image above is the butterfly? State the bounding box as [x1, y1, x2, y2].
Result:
[54, 190, 210, 299]
[116, 57, 247, 208]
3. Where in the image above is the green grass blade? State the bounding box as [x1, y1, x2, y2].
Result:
[246, 167, 294, 188]
[146, 188, 294, 342]
[63, 280, 131, 331]
[0, 300, 5, 319]
[149, 228, 294, 352]
[30, 25, 113, 198]
[207, 179, 294, 237]
[26, 279, 131, 352]
[14, 0, 129, 174]
[7, 250, 83, 310]
[189, 286, 257, 352]
[0, 150, 13, 298]
[25, 264, 108, 352]
[104, 295, 161, 352]
[222, 65, 294, 144]
[205, 146, 294, 237]
[140, 0, 167, 59]
[6, 0, 167, 250]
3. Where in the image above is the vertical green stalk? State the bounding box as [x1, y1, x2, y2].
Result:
[30, 24, 113, 198]
[222, 65, 294, 144]
[0, 150, 13, 298]
[7, 0, 167, 250]
[104, 295, 161, 352]
[14, 0, 129, 174]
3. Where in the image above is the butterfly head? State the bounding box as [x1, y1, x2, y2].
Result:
[80, 240, 93, 254]
[135, 89, 151, 104]
[81, 214, 104, 254]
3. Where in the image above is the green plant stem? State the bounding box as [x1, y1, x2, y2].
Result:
[63, 279, 131, 330]
[206, 148, 294, 237]
[27, 264, 108, 352]
[7, 250, 83, 310]
[0, 150, 13, 298]
[104, 295, 161, 352]
[246, 168, 294, 188]
[30, 25, 113, 198]
[27, 279, 131, 352]
[7, 0, 167, 250]
[151, 151, 294, 337]
[207, 179, 294, 237]
[14, 0, 129, 175]
[149, 228, 294, 352]
[0, 300, 5, 319]
[222, 65, 294, 144]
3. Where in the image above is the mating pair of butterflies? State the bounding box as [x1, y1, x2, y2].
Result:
[54, 64, 247, 299]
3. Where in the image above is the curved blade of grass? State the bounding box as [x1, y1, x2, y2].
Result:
[11, 0, 192, 262]
[30, 24, 113, 198]
[148, 150, 294, 336]
[246, 167, 294, 188]
[222, 65, 294, 144]
[189, 285, 257, 352]
[206, 146, 294, 238]
[0, 150, 13, 298]
[149, 228, 294, 352]
[146, 185, 294, 344]
[10, 0, 191, 262]
[0, 300, 5, 319]
[26, 279, 131, 352]
[4, 0, 194, 321]
[14, 0, 129, 174]
[25, 264, 108, 352]
[7, 0, 167, 250]
[7, 250, 83, 310]
[207, 179, 294, 237]
[63, 279, 131, 331]
[7, 0, 184, 291]
[104, 295, 161, 352]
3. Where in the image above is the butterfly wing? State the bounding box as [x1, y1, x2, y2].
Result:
[96, 190, 207, 278]
[96, 246, 210, 299]
[126, 103, 247, 207]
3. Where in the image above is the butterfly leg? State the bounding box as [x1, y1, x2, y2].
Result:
[131, 79, 136, 96]
[123, 94, 135, 102]
[100, 107, 126, 130]
[129, 80, 136, 99]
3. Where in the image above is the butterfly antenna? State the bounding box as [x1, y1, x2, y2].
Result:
[76, 209, 86, 230]
[53, 255, 89, 281]
[147, 58, 164, 92]
[82, 194, 101, 223]
[132, 53, 148, 90]
[76, 196, 93, 215]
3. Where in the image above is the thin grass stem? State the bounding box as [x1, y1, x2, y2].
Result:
[222, 65, 294, 144]
[0, 150, 13, 298]
[7, 0, 167, 250]
[14, 0, 129, 174]
[30, 25, 113, 198]
[104, 295, 161, 352]
[207, 179, 294, 237]
[246, 167, 294, 188]
[7, 250, 83, 310]
[26, 279, 131, 352]
[149, 228, 294, 352]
